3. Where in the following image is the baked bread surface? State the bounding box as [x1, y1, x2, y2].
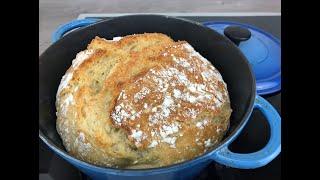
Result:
[56, 33, 232, 168]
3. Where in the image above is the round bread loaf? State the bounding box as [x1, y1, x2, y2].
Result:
[56, 33, 232, 168]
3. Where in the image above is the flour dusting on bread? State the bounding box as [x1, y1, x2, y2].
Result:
[56, 33, 232, 169]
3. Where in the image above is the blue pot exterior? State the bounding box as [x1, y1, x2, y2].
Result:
[75, 159, 212, 180]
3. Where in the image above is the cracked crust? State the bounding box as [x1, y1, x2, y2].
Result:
[56, 33, 232, 169]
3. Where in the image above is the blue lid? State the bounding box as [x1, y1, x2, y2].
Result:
[203, 21, 281, 95]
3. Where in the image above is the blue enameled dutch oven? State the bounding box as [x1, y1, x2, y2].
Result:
[39, 15, 281, 180]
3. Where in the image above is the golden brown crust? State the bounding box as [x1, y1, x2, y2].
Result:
[56, 33, 232, 168]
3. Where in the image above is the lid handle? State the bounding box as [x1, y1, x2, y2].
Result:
[224, 26, 251, 46]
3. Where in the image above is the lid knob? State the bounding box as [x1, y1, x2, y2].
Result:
[224, 26, 251, 46]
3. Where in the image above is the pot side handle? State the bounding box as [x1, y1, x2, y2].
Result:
[51, 18, 100, 43]
[211, 95, 281, 169]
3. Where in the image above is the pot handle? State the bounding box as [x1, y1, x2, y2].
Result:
[224, 25, 251, 46]
[51, 18, 101, 43]
[211, 95, 281, 169]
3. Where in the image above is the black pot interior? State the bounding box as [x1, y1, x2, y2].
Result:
[39, 15, 255, 160]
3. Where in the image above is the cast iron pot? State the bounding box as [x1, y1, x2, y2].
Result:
[39, 15, 281, 180]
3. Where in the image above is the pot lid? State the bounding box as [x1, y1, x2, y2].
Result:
[203, 21, 281, 95]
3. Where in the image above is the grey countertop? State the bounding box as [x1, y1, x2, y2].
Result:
[39, 0, 280, 55]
